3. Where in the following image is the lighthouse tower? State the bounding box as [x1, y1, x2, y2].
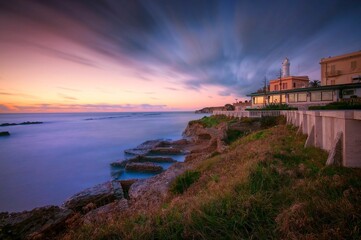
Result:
[282, 57, 290, 77]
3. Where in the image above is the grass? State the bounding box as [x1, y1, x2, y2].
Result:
[189, 115, 233, 128]
[64, 121, 361, 240]
[170, 171, 201, 194]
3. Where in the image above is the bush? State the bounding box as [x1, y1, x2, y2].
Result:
[308, 101, 361, 110]
[170, 170, 201, 194]
[247, 103, 297, 111]
[225, 129, 246, 144]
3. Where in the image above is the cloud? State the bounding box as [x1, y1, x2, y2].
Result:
[57, 87, 81, 92]
[0, 91, 37, 99]
[218, 90, 231, 97]
[57, 93, 78, 101]
[0, 104, 11, 111]
[1, 0, 361, 98]
[165, 87, 180, 91]
[0, 103, 168, 113]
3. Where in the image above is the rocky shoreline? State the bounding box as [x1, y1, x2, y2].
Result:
[0, 118, 233, 239]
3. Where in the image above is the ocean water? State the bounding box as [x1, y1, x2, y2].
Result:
[0, 112, 206, 212]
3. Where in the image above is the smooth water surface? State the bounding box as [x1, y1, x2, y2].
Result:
[0, 112, 206, 212]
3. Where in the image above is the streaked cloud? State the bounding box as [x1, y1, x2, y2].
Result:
[57, 93, 78, 101]
[0, 0, 360, 112]
[0, 103, 168, 113]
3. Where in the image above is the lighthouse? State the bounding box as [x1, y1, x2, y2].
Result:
[282, 57, 290, 77]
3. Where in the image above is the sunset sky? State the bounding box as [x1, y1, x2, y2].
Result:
[1, 0, 361, 112]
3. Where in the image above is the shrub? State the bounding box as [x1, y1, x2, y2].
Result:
[308, 101, 361, 110]
[225, 129, 246, 144]
[170, 170, 201, 194]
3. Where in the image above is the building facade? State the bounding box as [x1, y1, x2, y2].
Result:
[248, 52, 361, 109]
[320, 50, 361, 86]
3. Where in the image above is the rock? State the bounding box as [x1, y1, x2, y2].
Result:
[0, 205, 73, 240]
[0, 121, 43, 127]
[129, 162, 187, 210]
[119, 179, 138, 197]
[170, 139, 189, 146]
[0, 131, 10, 136]
[149, 147, 184, 155]
[63, 181, 124, 212]
[125, 162, 163, 173]
[83, 199, 129, 225]
[124, 139, 170, 155]
[182, 121, 228, 155]
[111, 156, 176, 168]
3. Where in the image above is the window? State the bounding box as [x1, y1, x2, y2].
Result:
[270, 94, 286, 103]
[293, 82, 296, 88]
[289, 93, 296, 102]
[322, 91, 333, 101]
[330, 65, 336, 75]
[282, 83, 288, 90]
[253, 96, 264, 104]
[274, 85, 279, 91]
[351, 61, 357, 70]
[297, 93, 307, 102]
[311, 92, 321, 102]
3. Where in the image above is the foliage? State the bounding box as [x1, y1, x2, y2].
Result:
[225, 129, 245, 144]
[260, 116, 285, 128]
[189, 115, 229, 128]
[309, 101, 361, 110]
[170, 170, 201, 194]
[247, 103, 297, 110]
[224, 104, 235, 111]
[309, 79, 321, 87]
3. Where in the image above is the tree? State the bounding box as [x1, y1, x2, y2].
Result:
[224, 104, 235, 111]
[309, 80, 321, 87]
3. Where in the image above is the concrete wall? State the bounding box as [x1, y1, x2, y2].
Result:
[213, 109, 361, 167]
[281, 110, 361, 167]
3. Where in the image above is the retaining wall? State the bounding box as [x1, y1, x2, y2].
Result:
[212, 110, 361, 167]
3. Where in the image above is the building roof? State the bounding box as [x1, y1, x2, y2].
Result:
[320, 50, 361, 64]
[247, 82, 361, 97]
[269, 76, 309, 83]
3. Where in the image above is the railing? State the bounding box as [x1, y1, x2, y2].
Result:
[212, 110, 280, 118]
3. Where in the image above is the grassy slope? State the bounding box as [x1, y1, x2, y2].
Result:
[67, 120, 361, 240]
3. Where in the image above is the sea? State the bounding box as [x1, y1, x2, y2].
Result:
[0, 112, 207, 212]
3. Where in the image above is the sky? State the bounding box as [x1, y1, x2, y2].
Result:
[1, 0, 361, 113]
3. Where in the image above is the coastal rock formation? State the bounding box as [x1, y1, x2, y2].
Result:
[149, 147, 184, 155]
[0, 131, 10, 136]
[195, 106, 225, 113]
[183, 121, 228, 155]
[83, 199, 129, 224]
[0, 205, 73, 240]
[0, 121, 43, 127]
[111, 155, 176, 167]
[63, 181, 124, 212]
[124, 139, 170, 155]
[128, 162, 187, 210]
[125, 162, 163, 173]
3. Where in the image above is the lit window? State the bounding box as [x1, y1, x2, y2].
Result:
[289, 93, 296, 102]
